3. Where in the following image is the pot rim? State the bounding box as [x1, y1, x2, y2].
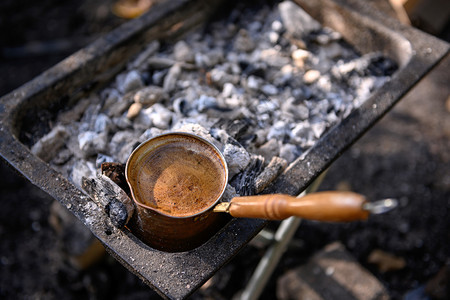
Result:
[125, 131, 229, 219]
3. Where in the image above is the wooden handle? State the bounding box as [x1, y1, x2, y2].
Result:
[229, 191, 370, 222]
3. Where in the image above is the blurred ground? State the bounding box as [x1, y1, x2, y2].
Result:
[0, 0, 449, 299]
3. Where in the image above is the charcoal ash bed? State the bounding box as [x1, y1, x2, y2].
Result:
[38, 0, 398, 206]
[0, 0, 448, 299]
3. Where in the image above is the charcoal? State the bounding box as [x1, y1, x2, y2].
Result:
[212, 118, 251, 140]
[94, 114, 113, 133]
[105, 199, 129, 229]
[112, 115, 132, 130]
[52, 148, 73, 165]
[81, 174, 134, 228]
[147, 57, 176, 69]
[223, 142, 252, 179]
[71, 160, 96, 188]
[254, 156, 287, 193]
[31, 125, 69, 162]
[208, 68, 240, 88]
[44, 1, 395, 201]
[195, 95, 218, 112]
[173, 40, 195, 63]
[242, 61, 267, 78]
[163, 63, 182, 93]
[254, 139, 280, 162]
[230, 155, 264, 196]
[57, 98, 91, 125]
[78, 131, 108, 157]
[261, 84, 278, 95]
[279, 143, 300, 164]
[221, 82, 237, 98]
[368, 56, 398, 76]
[234, 29, 256, 53]
[105, 97, 130, 118]
[146, 103, 173, 129]
[133, 85, 167, 106]
[279, 1, 321, 39]
[80, 101, 102, 131]
[118, 70, 144, 94]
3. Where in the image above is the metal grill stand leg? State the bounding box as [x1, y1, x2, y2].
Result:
[239, 172, 328, 300]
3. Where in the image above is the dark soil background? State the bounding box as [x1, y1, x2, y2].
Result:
[0, 0, 449, 299]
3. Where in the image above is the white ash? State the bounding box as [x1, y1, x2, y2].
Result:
[38, 1, 396, 191]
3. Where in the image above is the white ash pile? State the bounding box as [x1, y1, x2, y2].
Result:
[31, 1, 397, 193]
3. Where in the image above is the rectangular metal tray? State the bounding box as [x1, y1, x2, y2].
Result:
[0, 0, 448, 299]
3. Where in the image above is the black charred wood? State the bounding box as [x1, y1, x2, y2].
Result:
[81, 174, 134, 228]
[230, 155, 264, 196]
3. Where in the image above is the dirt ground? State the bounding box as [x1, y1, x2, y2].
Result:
[0, 0, 449, 299]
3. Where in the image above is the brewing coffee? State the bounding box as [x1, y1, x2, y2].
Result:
[132, 138, 226, 217]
